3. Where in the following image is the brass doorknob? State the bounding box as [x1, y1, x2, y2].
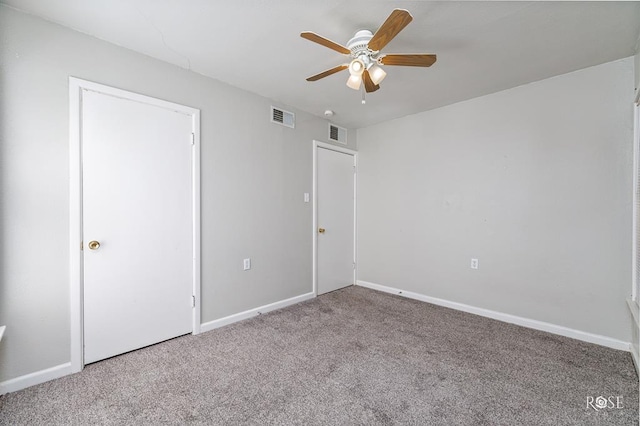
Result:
[88, 240, 100, 250]
[318, 228, 325, 234]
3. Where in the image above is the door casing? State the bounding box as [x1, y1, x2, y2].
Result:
[313, 140, 357, 295]
[68, 77, 201, 372]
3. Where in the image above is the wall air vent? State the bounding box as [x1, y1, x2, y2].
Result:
[271, 106, 295, 128]
[329, 123, 347, 144]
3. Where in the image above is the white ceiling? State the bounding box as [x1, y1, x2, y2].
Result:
[3, 1, 640, 128]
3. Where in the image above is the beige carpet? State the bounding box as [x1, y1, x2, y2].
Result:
[0, 286, 638, 425]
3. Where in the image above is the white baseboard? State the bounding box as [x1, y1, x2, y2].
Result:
[0, 292, 315, 394]
[631, 344, 639, 376]
[3, 285, 628, 395]
[0, 362, 73, 395]
[627, 298, 640, 377]
[357, 280, 630, 352]
[200, 291, 315, 333]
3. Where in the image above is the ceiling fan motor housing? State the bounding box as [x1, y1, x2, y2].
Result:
[347, 30, 378, 69]
[348, 30, 376, 54]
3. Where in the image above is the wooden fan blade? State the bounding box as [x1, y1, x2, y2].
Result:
[306, 65, 348, 81]
[362, 70, 380, 93]
[300, 32, 351, 55]
[380, 54, 437, 67]
[368, 9, 413, 52]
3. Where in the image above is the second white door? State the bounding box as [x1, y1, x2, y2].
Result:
[316, 145, 356, 295]
[82, 87, 195, 364]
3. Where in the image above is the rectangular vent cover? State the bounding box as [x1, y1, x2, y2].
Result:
[271, 106, 295, 128]
[329, 124, 347, 144]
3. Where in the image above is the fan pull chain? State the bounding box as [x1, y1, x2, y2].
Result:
[361, 86, 366, 104]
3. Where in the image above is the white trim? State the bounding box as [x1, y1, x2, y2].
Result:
[631, 88, 640, 378]
[631, 344, 639, 377]
[192, 112, 202, 334]
[312, 143, 318, 295]
[353, 154, 358, 288]
[313, 140, 357, 156]
[628, 298, 640, 327]
[312, 141, 358, 296]
[200, 292, 315, 333]
[69, 77, 201, 373]
[628, 298, 640, 377]
[356, 280, 631, 351]
[69, 78, 83, 373]
[633, 97, 640, 302]
[0, 363, 73, 395]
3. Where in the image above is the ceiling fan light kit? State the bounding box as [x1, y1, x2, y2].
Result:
[348, 58, 365, 76]
[346, 74, 362, 90]
[301, 9, 437, 98]
[368, 65, 387, 85]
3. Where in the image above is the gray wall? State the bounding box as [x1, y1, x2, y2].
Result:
[0, 6, 354, 382]
[357, 57, 635, 342]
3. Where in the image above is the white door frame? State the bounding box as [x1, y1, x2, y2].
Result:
[633, 89, 640, 303]
[312, 140, 357, 295]
[69, 77, 201, 373]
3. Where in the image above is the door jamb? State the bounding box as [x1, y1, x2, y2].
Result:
[633, 90, 640, 303]
[312, 140, 357, 296]
[69, 77, 201, 373]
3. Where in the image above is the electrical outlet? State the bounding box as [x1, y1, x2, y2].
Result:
[470, 258, 479, 269]
[243, 258, 251, 271]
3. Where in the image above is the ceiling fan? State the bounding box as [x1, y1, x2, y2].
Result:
[301, 9, 436, 96]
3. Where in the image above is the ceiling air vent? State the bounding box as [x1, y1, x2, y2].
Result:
[329, 123, 347, 144]
[271, 106, 295, 128]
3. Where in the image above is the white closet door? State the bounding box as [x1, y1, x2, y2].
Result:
[317, 146, 355, 295]
[82, 89, 193, 363]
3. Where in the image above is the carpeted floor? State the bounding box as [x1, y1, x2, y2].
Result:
[0, 286, 638, 425]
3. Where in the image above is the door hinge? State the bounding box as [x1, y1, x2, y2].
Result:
[80, 241, 83, 251]
[190, 133, 195, 145]
[192, 295, 196, 307]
